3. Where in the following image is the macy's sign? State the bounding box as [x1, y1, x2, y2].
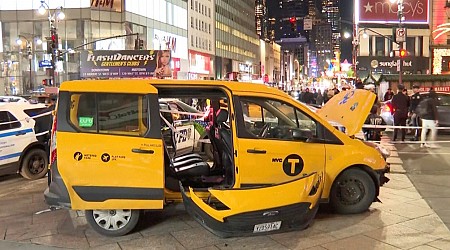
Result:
[357, 0, 428, 24]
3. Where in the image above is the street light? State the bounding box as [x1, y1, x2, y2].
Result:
[37, 0, 65, 87]
[16, 35, 42, 93]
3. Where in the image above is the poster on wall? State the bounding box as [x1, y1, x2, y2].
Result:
[91, 0, 122, 12]
[80, 50, 172, 79]
[356, 0, 429, 24]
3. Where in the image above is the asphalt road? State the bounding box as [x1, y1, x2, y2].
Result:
[395, 133, 450, 230]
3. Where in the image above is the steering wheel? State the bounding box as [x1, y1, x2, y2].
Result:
[258, 123, 271, 138]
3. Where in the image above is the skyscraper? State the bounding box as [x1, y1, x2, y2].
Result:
[255, 0, 269, 41]
[267, 0, 309, 40]
[322, 0, 341, 51]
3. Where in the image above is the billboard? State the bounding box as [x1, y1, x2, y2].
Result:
[356, 0, 429, 24]
[80, 50, 172, 79]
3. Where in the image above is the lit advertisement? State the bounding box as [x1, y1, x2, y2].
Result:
[356, 0, 429, 24]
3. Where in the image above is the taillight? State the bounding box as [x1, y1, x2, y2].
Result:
[49, 114, 57, 165]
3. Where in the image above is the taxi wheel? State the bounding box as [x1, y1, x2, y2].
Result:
[86, 209, 140, 237]
[330, 168, 376, 214]
[20, 149, 48, 180]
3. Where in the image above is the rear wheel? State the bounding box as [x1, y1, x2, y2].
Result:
[330, 168, 376, 214]
[86, 209, 140, 237]
[20, 148, 48, 180]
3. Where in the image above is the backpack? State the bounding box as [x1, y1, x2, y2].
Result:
[415, 99, 429, 117]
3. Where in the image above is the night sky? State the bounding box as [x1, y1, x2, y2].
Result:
[340, 0, 354, 62]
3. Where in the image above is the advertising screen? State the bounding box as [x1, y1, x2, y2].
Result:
[80, 50, 172, 79]
[356, 0, 429, 24]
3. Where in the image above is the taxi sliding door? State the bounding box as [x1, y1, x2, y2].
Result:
[56, 83, 164, 210]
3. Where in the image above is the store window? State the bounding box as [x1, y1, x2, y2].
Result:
[375, 37, 385, 56]
[191, 17, 194, 28]
[406, 37, 415, 57]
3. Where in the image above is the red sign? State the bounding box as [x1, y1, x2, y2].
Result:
[357, 0, 429, 24]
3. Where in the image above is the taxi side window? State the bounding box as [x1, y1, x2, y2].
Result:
[239, 97, 317, 141]
[0, 111, 21, 131]
[70, 93, 148, 136]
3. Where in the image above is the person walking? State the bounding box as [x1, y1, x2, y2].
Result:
[391, 85, 410, 141]
[408, 85, 422, 141]
[316, 91, 324, 106]
[420, 90, 439, 148]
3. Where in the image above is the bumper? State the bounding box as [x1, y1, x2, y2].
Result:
[181, 186, 319, 238]
[44, 160, 71, 208]
[376, 165, 390, 187]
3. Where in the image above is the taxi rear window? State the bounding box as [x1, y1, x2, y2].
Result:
[68, 93, 149, 137]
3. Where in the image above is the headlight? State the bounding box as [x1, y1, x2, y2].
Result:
[363, 141, 391, 159]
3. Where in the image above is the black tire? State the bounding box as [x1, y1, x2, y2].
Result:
[330, 168, 376, 214]
[20, 148, 48, 180]
[86, 209, 140, 237]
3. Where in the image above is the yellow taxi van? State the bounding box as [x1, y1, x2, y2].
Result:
[44, 79, 389, 237]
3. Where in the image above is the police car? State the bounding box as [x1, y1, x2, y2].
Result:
[0, 101, 51, 179]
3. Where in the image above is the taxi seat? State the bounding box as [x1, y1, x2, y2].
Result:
[207, 109, 232, 178]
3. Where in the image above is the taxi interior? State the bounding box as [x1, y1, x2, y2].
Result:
[157, 88, 235, 191]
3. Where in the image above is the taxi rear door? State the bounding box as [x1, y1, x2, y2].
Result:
[56, 81, 164, 210]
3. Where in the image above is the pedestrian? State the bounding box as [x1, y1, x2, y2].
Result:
[303, 88, 315, 104]
[391, 85, 410, 141]
[355, 79, 364, 89]
[408, 85, 422, 141]
[312, 88, 318, 103]
[363, 105, 386, 141]
[419, 90, 439, 148]
[323, 89, 329, 104]
[383, 88, 394, 101]
[316, 91, 324, 106]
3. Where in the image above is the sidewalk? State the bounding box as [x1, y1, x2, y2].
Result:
[1, 137, 450, 249]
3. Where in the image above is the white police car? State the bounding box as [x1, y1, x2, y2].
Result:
[0, 101, 51, 179]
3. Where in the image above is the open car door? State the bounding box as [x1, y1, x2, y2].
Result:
[181, 171, 323, 238]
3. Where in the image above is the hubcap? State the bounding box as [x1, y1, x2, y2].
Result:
[337, 179, 365, 205]
[29, 155, 45, 174]
[92, 209, 132, 231]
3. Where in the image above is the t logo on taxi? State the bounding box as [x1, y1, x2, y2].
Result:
[282, 154, 304, 176]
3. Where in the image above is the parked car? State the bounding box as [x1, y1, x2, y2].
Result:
[0, 102, 51, 179]
[45, 79, 389, 237]
[380, 92, 450, 129]
[0, 96, 28, 103]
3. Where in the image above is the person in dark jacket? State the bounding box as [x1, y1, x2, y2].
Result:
[303, 88, 315, 104]
[363, 105, 386, 141]
[408, 85, 422, 141]
[391, 85, 410, 141]
[383, 88, 394, 101]
[420, 90, 439, 148]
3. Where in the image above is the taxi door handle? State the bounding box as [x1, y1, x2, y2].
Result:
[132, 148, 154, 154]
[247, 149, 266, 154]
[15, 132, 26, 136]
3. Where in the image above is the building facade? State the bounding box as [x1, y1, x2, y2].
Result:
[0, 0, 190, 95]
[255, 0, 269, 41]
[187, 0, 215, 80]
[354, 0, 430, 79]
[431, 0, 450, 75]
[214, 0, 260, 81]
[321, 0, 341, 52]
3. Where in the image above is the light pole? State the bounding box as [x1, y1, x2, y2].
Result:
[350, 27, 368, 80]
[16, 36, 43, 93]
[37, 0, 65, 87]
[390, 0, 404, 87]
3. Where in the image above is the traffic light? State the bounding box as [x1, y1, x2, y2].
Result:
[47, 28, 58, 54]
[289, 17, 297, 31]
[56, 50, 64, 61]
[399, 49, 407, 58]
[139, 39, 144, 50]
[134, 38, 144, 50]
[27, 44, 32, 57]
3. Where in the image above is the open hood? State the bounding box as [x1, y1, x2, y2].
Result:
[318, 89, 375, 136]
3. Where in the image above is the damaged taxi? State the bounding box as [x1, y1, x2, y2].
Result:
[44, 79, 389, 237]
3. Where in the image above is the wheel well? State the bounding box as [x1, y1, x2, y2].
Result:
[19, 143, 48, 170]
[333, 165, 381, 198]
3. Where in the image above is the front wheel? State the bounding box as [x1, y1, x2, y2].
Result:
[20, 148, 48, 180]
[86, 209, 140, 237]
[330, 168, 376, 214]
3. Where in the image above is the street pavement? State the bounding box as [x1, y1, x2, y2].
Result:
[1, 136, 450, 249]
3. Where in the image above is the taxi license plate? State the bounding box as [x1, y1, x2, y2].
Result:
[253, 221, 282, 233]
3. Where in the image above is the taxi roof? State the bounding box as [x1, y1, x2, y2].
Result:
[59, 79, 291, 98]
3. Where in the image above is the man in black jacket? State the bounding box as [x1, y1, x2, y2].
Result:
[391, 85, 410, 141]
[408, 85, 422, 141]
